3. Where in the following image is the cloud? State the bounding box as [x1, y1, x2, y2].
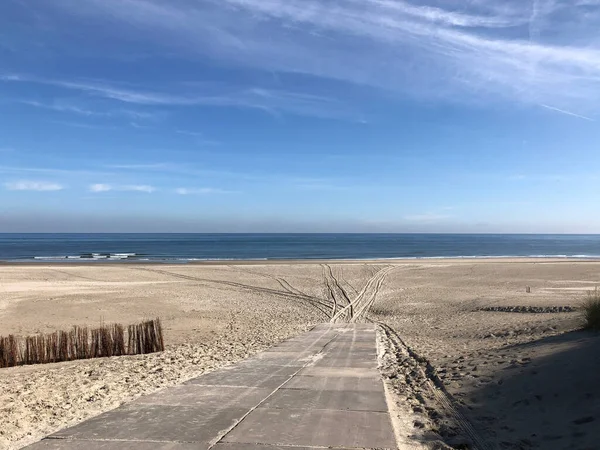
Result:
[88, 183, 156, 193]
[89, 183, 112, 192]
[0, 165, 113, 177]
[20, 99, 161, 121]
[91, 184, 230, 195]
[48, 120, 117, 130]
[176, 130, 204, 137]
[123, 185, 156, 193]
[0, 74, 21, 81]
[21, 100, 97, 116]
[35, 0, 600, 113]
[2, 75, 361, 121]
[291, 180, 349, 191]
[106, 163, 168, 170]
[508, 173, 568, 182]
[5, 180, 65, 191]
[540, 104, 595, 122]
[404, 213, 451, 222]
[175, 187, 233, 195]
[176, 130, 221, 145]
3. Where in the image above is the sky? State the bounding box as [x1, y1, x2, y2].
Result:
[1, 0, 600, 233]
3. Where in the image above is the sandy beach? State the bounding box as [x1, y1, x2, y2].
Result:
[1, 260, 598, 449]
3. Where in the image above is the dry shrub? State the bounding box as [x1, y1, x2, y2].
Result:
[73, 326, 89, 360]
[0, 318, 164, 368]
[582, 288, 600, 330]
[0, 335, 19, 368]
[128, 319, 164, 355]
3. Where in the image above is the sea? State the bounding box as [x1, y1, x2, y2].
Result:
[1, 233, 600, 262]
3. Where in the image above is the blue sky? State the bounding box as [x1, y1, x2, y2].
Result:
[1, 0, 600, 232]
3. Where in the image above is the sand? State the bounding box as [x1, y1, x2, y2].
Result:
[1, 260, 599, 449]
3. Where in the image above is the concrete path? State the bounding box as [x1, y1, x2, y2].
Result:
[25, 324, 398, 450]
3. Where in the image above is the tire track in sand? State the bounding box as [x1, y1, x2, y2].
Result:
[321, 264, 352, 320]
[378, 323, 491, 450]
[338, 266, 359, 296]
[133, 267, 333, 318]
[321, 265, 338, 318]
[227, 265, 311, 298]
[330, 265, 395, 323]
[351, 266, 395, 323]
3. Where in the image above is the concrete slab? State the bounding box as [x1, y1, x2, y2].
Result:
[310, 323, 340, 331]
[326, 343, 377, 350]
[283, 332, 336, 341]
[331, 323, 377, 331]
[50, 403, 246, 443]
[283, 375, 383, 392]
[335, 327, 376, 332]
[215, 445, 317, 450]
[186, 372, 292, 389]
[133, 385, 271, 408]
[24, 441, 204, 450]
[187, 363, 299, 380]
[285, 333, 335, 340]
[273, 339, 329, 347]
[251, 351, 311, 359]
[311, 357, 378, 368]
[330, 339, 375, 345]
[215, 445, 359, 450]
[298, 366, 380, 378]
[223, 408, 397, 449]
[324, 350, 378, 359]
[235, 357, 307, 368]
[264, 344, 323, 352]
[331, 335, 376, 342]
[333, 330, 376, 336]
[325, 341, 377, 350]
[260, 388, 388, 412]
[27, 323, 396, 450]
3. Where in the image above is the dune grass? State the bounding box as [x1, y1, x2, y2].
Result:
[582, 289, 600, 330]
[0, 318, 164, 369]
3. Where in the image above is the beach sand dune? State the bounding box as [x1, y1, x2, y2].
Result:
[1, 260, 598, 449]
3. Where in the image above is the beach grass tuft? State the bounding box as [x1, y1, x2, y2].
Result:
[0, 318, 164, 369]
[582, 288, 600, 330]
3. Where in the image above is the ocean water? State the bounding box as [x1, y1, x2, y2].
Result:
[1, 233, 600, 262]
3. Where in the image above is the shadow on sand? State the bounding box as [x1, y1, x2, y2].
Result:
[461, 330, 600, 449]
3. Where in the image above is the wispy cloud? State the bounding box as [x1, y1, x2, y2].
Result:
[540, 104, 595, 122]
[104, 162, 258, 180]
[106, 163, 169, 170]
[175, 187, 234, 195]
[20, 100, 99, 116]
[2, 74, 361, 120]
[176, 130, 221, 145]
[48, 120, 117, 130]
[508, 173, 569, 182]
[124, 185, 156, 193]
[0, 165, 113, 177]
[38, 0, 600, 111]
[176, 130, 204, 137]
[292, 180, 349, 191]
[90, 184, 231, 194]
[404, 213, 451, 222]
[0, 74, 21, 81]
[89, 183, 112, 192]
[88, 183, 156, 193]
[4, 180, 65, 191]
[20, 99, 161, 121]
